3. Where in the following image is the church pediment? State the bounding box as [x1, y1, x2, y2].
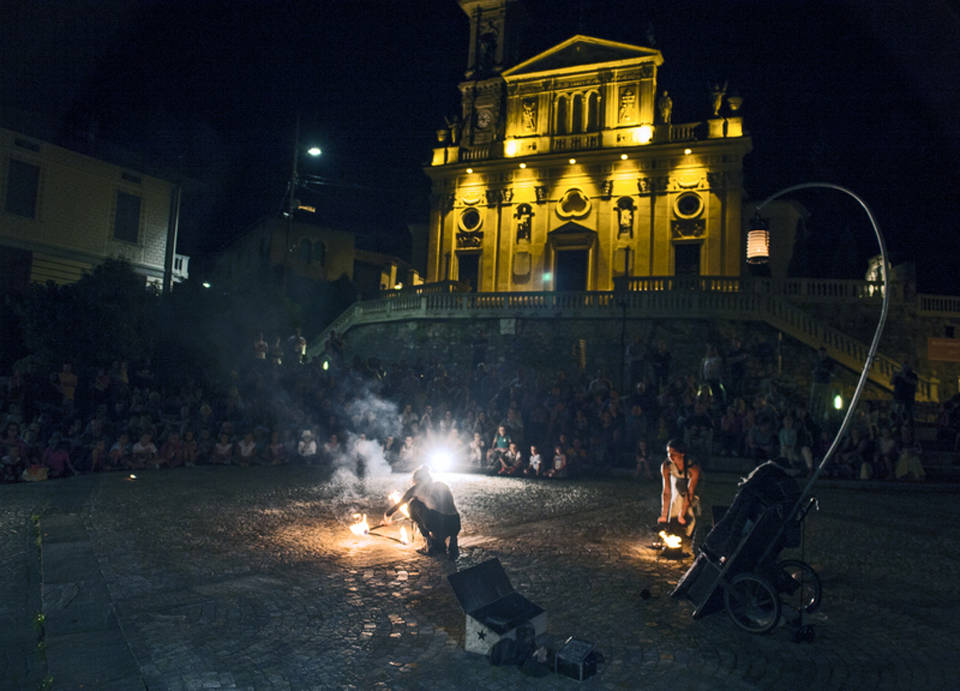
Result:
[548, 221, 597, 247]
[503, 35, 662, 78]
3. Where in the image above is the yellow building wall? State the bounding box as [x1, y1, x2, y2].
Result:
[0, 127, 173, 284]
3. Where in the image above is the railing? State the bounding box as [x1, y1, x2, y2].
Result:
[668, 123, 699, 142]
[460, 144, 493, 161]
[313, 279, 941, 401]
[619, 275, 894, 302]
[551, 132, 602, 153]
[173, 253, 190, 281]
[919, 293, 960, 316]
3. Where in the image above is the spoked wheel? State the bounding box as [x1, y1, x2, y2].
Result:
[776, 559, 822, 613]
[724, 573, 781, 634]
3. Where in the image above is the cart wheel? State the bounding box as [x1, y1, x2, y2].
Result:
[777, 559, 822, 613]
[724, 573, 781, 634]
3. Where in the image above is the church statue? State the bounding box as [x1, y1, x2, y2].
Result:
[657, 90, 673, 124]
[521, 99, 537, 131]
[618, 87, 635, 123]
[710, 81, 728, 117]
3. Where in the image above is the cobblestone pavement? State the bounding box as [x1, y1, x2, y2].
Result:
[2, 466, 959, 690]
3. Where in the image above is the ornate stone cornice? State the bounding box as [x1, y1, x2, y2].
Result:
[638, 176, 669, 195]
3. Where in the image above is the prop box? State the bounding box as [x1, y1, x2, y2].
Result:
[447, 558, 547, 656]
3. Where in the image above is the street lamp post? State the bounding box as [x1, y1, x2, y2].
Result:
[282, 115, 321, 290]
[749, 182, 890, 501]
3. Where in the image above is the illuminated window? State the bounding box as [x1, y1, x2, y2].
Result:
[5, 158, 39, 218]
[113, 191, 141, 243]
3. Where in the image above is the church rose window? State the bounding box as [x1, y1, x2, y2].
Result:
[674, 192, 703, 219]
[459, 207, 482, 232]
[557, 189, 591, 218]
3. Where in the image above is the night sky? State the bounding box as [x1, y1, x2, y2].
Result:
[4, 0, 959, 291]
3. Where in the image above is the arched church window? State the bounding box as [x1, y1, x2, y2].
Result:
[571, 94, 584, 134]
[556, 96, 568, 135]
[587, 92, 600, 131]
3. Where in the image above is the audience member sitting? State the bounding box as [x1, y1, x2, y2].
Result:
[523, 445, 543, 477]
[497, 441, 523, 476]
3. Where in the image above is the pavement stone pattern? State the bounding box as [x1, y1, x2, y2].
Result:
[1, 466, 959, 690]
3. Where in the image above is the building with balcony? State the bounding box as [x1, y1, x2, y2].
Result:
[0, 126, 187, 292]
[424, 0, 750, 292]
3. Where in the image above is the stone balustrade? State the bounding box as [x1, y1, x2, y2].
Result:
[314, 276, 942, 402]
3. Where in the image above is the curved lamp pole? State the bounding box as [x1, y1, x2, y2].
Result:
[750, 182, 890, 502]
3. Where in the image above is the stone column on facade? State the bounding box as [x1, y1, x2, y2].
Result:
[707, 171, 727, 275]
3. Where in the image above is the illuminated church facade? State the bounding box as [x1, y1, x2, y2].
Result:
[424, 0, 752, 292]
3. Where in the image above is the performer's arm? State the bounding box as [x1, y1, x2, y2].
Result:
[386, 486, 416, 517]
[658, 463, 671, 522]
[681, 465, 701, 517]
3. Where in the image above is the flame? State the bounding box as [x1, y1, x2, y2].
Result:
[388, 490, 410, 518]
[349, 513, 370, 536]
[659, 531, 682, 549]
[400, 526, 409, 544]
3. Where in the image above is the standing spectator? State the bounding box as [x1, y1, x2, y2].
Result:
[892, 362, 919, 428]
[648, 340, 672, 394]
[726, 337, 749, 399]
[700, 344, 725, 403]
[778, 415, 800, 467]
[809, 347, 834, 425]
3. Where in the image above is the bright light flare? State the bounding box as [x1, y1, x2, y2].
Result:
[428, 447, 455, 472]
[349, 513, 370, 536]
[388, 490, 410, 519]
[631, 125, 653, 144]
[307, 146, 322, 157]
[400, 526, 410, 544]
[659, 531, 682, 549]
[833, 394, 844, 410]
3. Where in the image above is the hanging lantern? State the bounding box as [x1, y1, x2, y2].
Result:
[746, 214, 770, 264]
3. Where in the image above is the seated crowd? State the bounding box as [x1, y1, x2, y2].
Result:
[0, 334, 928, 484]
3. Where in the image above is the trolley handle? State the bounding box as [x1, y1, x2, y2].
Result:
[796, 496, 819, 523]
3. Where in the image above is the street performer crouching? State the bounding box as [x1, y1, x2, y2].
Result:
[385, 466, 460, 560]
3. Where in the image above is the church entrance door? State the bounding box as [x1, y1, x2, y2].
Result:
[674, 243, 701, 276]
[457, 253, 480, 291]
[556, 249, 588, 291]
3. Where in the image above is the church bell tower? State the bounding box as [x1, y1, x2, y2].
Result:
[457, 0, 522, 146]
